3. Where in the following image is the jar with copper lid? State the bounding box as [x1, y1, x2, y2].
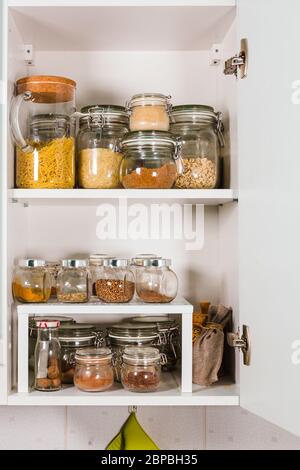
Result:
[10, 75, 76, 189]
[74, 347, 114, 392]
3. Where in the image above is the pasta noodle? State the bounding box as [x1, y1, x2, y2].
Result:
[16, 137, 75, 189]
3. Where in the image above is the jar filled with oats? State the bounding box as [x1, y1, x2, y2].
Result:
[170, 105, 224, 189]
[77, 105, 128, 189]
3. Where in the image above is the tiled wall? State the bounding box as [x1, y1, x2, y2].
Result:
[0, 406, 300, 450]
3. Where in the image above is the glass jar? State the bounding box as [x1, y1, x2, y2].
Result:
[127, 93, 172, 131]
[57, 259, 89, 303]
[74, 347, 114, 392]
[29, 316, 75, 371]
[10, 75, 76, 189]
[120, 131, 182, 189]
[77, 105, 128, 189]
[34, 319, 61, 391]
[88, 254, 114, 297]
[12, 259, 51, 303]
[46, 261, 60, 297]
[94, 259, 135, 303]
[135, 258, 178, 303]
[59, 324, 104, 384]
[131, 253, 161, 277]
[121, 346, 165, 393]
[107, 322, 160, 382]
[170, 105, 224, 189]
[131, 316, 180, 372]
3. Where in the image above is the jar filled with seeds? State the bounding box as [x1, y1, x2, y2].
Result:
[57, 259, 89, 303]
[89, 254, 114, 297]
[170, 105, 224, 189]
[95, 258, 135, 303]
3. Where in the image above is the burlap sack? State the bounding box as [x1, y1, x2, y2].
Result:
[192, 304, 232, 386]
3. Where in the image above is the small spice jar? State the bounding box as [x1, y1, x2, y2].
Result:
[59, 324, 104, 384]
[127, 93, 172, 131]
[34, 319, 61, 391]
[121, 346, 166, 393]
[95, 258, 135, 303]
[12, 259, 51, 303]
[88, 254, 114, 297]
[107, 322, 160, 382]
[135, 258, 178, 303]
[46, 261, 60, 297]
[120, 131, 182, 189]
[74, 347, 114, 392]
[57, 259, 89, 303]
[131, 316, 180, 372]
[170, 105, 224, 189]
[77, 105, 128, 189]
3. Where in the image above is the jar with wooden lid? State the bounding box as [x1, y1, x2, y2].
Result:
[77, 105, 128, 189]
[34, 319, 62, 391]
[121, 346, 166, 393]
[127, 93, 172, 131]
[120, 131, 182, 189]
[94, 258, 135, 303]
[56, 259, 90, 303]
[170, 105, 224, 189]
[10, 75, 76, 189]
[12, 259, 51, 303]
[74, 347, 114, 392]
[135, 258, 178, 303]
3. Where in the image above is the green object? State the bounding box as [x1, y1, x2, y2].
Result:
[106, 412, 160, 450]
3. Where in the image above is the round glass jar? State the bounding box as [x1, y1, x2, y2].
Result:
[74, 347, 114, 392]
[77, 105, 128, 189]
[127, 93, 172, 131]
[135, 258, 178, 303]
[12, 259, 51, 303]
[89, 254, 114, 297]
[131, 253, 161, 277]
[131, 316, 180, 371]
[57, 259, 89, 303]
[170, 105, 224, 189]
[34, 319, 61, 391]
[107, 322, 160, 382]
[59, 324, 104, 384]
[121, 346, 165, 393]
[94, 259, 135, 303]
[11, 75, 76, 189]
[120, 131, 181, 189]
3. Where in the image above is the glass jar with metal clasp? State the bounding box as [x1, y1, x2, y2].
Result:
[107, 322, 160, 382]
[131, 316, 180, 371]
[126, 93, 172, 131]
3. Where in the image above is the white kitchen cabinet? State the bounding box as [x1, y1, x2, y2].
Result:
[1, 0, 299, 438]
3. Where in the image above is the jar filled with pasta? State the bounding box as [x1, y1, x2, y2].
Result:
[10, 75, 76, 189]
[77, 105, 128, 189]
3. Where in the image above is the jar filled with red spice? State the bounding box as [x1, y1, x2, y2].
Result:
[120, 131, 182, 189]
[121, 346, 166, 393]
[135, 258, 178, 303]
[74, 347, 114, 392]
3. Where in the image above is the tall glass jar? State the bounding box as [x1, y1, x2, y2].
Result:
[88, 254, 114, 297]
[77, 105, 128, 189]
[74, 347, 114, 392]
[57, 259, 89, 303]
[94, 259, 135, 303]
[46, 261, 60, 297]
[170, 105, 224, 189]
[10, 75, 76, 189]
[120, 131, 182, 189]
[135, 258, 178, 303]
[59, 324, 104, 384]
[34, 319, 61, 391]
[12, 259, 51, 303]
[121, 346, 165, 393]
[127, 93, 172, 131]
[107, 322, 160, 382]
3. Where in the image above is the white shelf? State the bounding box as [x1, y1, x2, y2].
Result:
[8, 374, 239, 406]
[9, 189, 237, 205]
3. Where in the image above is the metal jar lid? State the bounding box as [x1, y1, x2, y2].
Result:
[122, 346, 161, 365]
[127, 93, 171, 108]
[61, 259, 88, 268]
[135, 258, 171, 268]
[131, 316, 178, 332]
[121, 131, 178, 151]
[79, 105, 128, 127]
[18, 259, 47, 268]
[58, 324, 100, 347]
[102, 258, 131, 268]
[36, 320, 60, 328]
[108, 322, 159, 341]
[89, 254, 114, 266]
[131, 254, 161, 266]
[30, 113, 70, 130]
[75, 347, 112, 364]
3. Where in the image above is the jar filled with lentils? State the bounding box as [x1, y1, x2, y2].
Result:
[89, 254, 114, 297]
[95, 258, 135, 303]
[170, 105, 224, 189]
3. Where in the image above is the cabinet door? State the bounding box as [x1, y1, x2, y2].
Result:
[0, 0, 7, 405]
[238, 0, 300, 436]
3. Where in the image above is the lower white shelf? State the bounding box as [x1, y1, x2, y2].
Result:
[8, 374, 239, 406]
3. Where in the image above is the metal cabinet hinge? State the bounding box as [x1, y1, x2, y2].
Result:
[224, 38, 248, 79]
[227, 324, 251, 366]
